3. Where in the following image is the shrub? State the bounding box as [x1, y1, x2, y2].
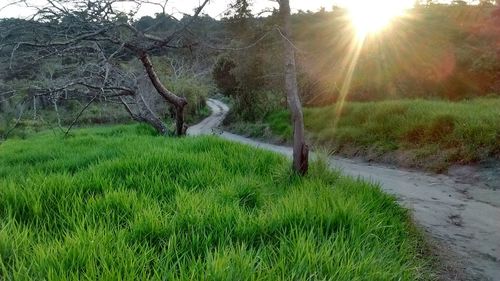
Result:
[167, 77, 212, 124]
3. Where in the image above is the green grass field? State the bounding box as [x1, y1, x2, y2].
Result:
[265, 98, 500, 171]
[0, 125, 431, 280]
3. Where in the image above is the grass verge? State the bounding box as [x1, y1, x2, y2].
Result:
[262, 98, 500, 172]
[0, 125, 432, 280]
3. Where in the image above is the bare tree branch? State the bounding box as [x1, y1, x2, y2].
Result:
[64, 95, 98, 137]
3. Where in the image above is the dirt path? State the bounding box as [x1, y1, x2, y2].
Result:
[188, 99, 500, 281]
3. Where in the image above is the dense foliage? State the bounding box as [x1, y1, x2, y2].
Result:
[213, 3, 499, 122]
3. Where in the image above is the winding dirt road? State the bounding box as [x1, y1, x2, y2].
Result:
[188, 99, 500, 281]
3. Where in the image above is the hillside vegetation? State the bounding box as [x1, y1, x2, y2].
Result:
[0, 125, 432, 280]
[218, 4, 500, 172]
[215, 4, 500, 121]
[237, 98, 500, 172]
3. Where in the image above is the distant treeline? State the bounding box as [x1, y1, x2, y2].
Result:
[212, 4, 500, 106]
[297, 4, 500, 104]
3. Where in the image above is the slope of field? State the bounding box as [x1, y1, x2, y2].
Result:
[264, 98, 500, 172]
[0, 125, 431, 280]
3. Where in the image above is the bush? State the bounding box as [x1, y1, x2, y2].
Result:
[212, 56, 238, 96]
[224, 89, 286, 124]
[167, 77, 212, 124]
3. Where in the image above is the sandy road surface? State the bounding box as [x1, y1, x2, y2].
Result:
[188, 99, 500, 281]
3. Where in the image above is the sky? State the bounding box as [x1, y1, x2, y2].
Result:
[0, 0, 479, 19]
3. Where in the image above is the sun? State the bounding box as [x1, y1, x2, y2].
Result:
[345, 0, 414, 38]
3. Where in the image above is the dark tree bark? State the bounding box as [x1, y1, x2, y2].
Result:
[138, 52, 188, 136]
[279, 0, 309, 175]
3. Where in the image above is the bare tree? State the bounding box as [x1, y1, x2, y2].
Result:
[278, 0, 309, 175]
[1, 0, 209, 136]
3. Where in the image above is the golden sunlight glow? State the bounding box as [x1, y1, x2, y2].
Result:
[345, 0, 414, 38]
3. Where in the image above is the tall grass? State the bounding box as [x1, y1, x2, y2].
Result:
[266, 98, 500, 171]
[0, 125, 431, 280]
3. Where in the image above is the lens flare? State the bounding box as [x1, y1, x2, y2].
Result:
[346, 0, 414, 38]
[331, 0, 415, 133]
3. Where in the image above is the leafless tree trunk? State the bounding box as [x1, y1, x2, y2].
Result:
[279, 0, 309, 175]
[120, 90, 170, 136]
[135, 93, 170, 135]
[139, 52, 187, 136]
[52, 98, 63, 131]
[32, 96, 37, 120]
